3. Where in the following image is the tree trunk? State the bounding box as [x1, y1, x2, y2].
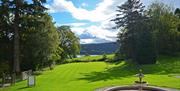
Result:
[13, 25, 20, 73]
[12, 0, 21, 84]
[2, 72, 5, 87]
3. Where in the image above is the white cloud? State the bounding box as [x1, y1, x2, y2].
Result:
[47, 0, 125, 22]
[100, 17, 117, 30]
[80, 39, 95, 44]
[47, 0, 180, 22]
[71, 27, 86, 35]
[61, 22, 87, 27]
[47, 0, 180, 44]
[84, 25, 116, 41]
[80, 38, 112, 44]
[81, 2, 88, 7]
[71, 24, 118, 44]
[46, 0, 124, 43]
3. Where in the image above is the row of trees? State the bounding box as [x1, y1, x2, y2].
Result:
[113, 0, 180, 64]
[0, 0, 80, 83]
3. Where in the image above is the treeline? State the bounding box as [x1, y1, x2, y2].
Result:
[113, 0, 180, 64]
[0, 0, 80, 80]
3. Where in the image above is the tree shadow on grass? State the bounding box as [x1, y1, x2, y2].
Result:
[141, 56, 180, 75]
[78, 56, 180, 82]
[17, 86, 29, 90]
[78, 62, 139, 82]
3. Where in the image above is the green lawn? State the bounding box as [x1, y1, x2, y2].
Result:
[1, 56, 180, 91]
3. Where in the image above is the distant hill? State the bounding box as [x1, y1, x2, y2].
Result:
[80, 42, 118, 55]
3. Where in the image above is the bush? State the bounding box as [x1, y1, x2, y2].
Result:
[102, 54, 107, 60]
[114, 52, 125, 61]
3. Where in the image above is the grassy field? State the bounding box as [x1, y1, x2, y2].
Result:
[1, 55, 180, 91]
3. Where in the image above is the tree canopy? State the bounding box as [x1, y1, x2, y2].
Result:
[112, 0, 156, 64]
[113, 0, 180, 64]
[57, 26, 80, 61]
[0, 0, 80, 84]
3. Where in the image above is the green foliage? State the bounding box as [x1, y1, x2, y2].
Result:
[0, 0, 48, 74]
[0, 31, 13, 74]
[112, 0, 156, 64]
[57, 26, 80, 62]
[66, 54, 114, 63]
[174, 8, 180, 51]
[20, 14, 61, 70]
[2, 56, 180, 91]
[133, 21, 157, 64]
[0, 0, 80, 73]
[148, 2, 180, 55]
[0, 0, 14, 73]
[102, 54, 107, 60]
[113, 1, 180, 64]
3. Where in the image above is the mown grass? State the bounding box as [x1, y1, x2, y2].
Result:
[1, 55, 180, 91]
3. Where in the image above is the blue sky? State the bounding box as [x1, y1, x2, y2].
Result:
[45, 0, 180, 44]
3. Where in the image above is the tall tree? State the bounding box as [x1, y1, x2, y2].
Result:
[57, 26, 80, 61]
[13, 0, 47, 73]
[0, 0, 47, 83]
[112, 0, 156, 64]
[21, 14, 61, 70]
[13, 0, 21, 75]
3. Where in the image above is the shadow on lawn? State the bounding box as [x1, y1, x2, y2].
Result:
[78, 62, 139, 82]
[17, 86, 29, 90]
[78, 56, 180, 82]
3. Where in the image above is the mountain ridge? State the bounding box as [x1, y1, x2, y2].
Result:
[80, 42, 118, 55]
